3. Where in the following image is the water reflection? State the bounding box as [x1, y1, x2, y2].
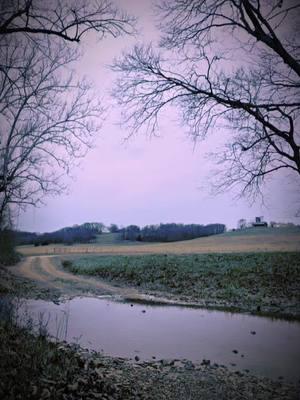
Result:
[18, 296, 300, 383]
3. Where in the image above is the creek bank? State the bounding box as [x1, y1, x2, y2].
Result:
[16, 295, 300, 383]
[0, 321, 299, 400]
[62, 252, 300, 320]
[0, 265, 60, 301]
[127, 288, 300, 320]
[5, 252, 300, 319]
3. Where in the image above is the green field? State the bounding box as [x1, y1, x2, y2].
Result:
[63, 251, 300, 317]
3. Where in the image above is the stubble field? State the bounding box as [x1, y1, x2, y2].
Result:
[17, 227, 300, 256]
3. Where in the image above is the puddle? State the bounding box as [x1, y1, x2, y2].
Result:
[16, 296, 300, 383]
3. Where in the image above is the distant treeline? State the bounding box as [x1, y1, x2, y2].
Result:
[121, 223, 226, 242]
[14, 222, 226, 246]
[14, 230, 38, 245]
[15, 223, 104, 246]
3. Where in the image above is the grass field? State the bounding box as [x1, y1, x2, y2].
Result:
[93, 232, 124, 244]
[62, 251, 300, 318]
[17, 227, 300, 256]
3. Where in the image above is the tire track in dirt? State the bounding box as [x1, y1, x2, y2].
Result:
[12, 256, 205, 307]
[13, 256, 54, 284]
[11, 256, 143, 300]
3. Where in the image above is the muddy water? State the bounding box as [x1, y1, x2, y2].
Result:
[18, 296, 300, 383]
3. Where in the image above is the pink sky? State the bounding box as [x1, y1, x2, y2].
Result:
[18, 0, 300, 233]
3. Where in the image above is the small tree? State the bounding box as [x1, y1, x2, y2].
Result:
[237, 219, 247, 230]
[108, 223, 119, 233]
[0, 204, 19, 265]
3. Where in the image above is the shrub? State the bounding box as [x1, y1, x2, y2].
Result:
[0, 230, 21, 266]
[62, 260, 73, 268]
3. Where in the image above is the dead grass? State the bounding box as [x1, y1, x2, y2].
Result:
[18, 228, 300, 256]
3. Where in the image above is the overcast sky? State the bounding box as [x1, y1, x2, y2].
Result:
[17, 0, 300, 233]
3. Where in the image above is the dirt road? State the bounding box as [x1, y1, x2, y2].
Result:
[9, 256, 206, 307]
[10, 255, 144, 301]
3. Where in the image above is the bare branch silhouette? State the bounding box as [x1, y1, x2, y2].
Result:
[0, 0, 134, 42]
[0, 38, 102, 225]
[112, 0, 300, 198]
[0, 0, 134, 227]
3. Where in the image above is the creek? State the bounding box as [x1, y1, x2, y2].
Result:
[16, 296, 300, 383]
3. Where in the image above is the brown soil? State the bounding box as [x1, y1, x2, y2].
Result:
[9, 256, 150, 302]
[8, 256, 218, 308]
[8, 253, 300, 318]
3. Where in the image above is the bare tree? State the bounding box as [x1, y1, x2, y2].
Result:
[0, 0, 134, 228]
[112, 0, 300, 198]
[0, 0, 133, 42]
[0, 37, 102, 223]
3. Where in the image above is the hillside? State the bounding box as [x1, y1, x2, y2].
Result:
[14, 222, 105, 246]
[94, 233, 124, 245]
[225, 226, 300, 236]
[18, 226, 300, 255]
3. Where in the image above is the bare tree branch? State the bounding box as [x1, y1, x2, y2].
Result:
[0, 37, 102, 224]
[112, 0, 300, 198]
[0, 0, 134, 227]
[0, 0, 134, 42]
